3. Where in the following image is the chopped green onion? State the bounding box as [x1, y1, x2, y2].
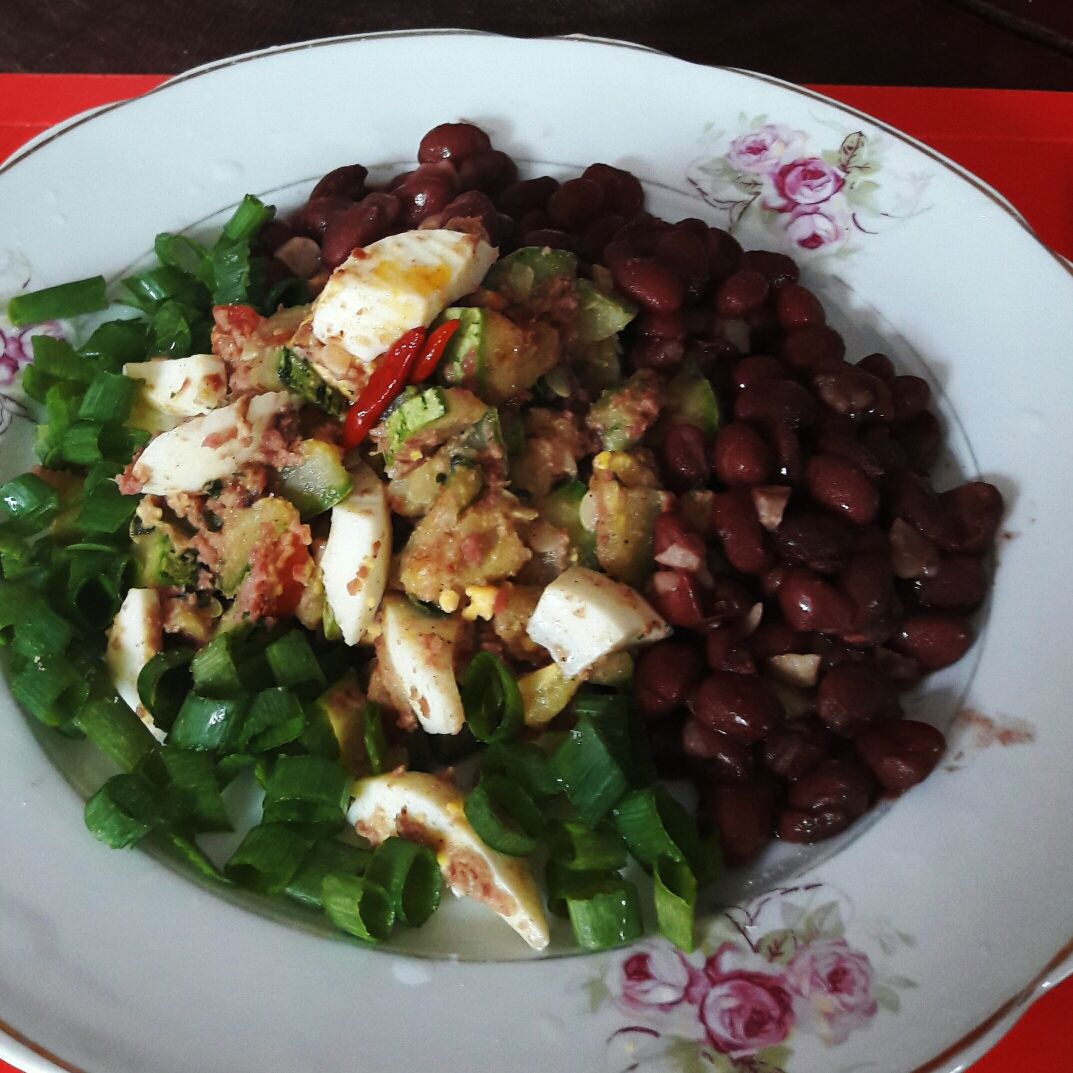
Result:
[20, 363, 54, 403]
[224, 823, 314, 893]
[84, 772, 162, 848]
[77, 372, 136, 423]
[574, 690, 656, 788]
[168, 693, 247, 752]
[9, 651, 84, 727]
[261, 754, 350, 827]
[159, 828, 227, 882]
[613, 784, 711, 882]
[461, 651, 523, 744]
[73, 696, 159, 771]
[64, 547, 125, 629]
[566, 878, 643, 951]
[547, 821, 627, 873]
[151, 299, 195, 357]
[137, 648, 195, 730]
[0, 474, 59, 535]
[54, 423, 103, 466]
[79, 318, 151, 366]
[237, 687, 307, 752]
[545, 860, 613, 918]
[322, 873, 395, 943]
[463, 775, 544, 857]
[285, 839, 371, 909]
[120, 266, 204, 312]
[76, 480, 138, 535]
[481, 741, 560, 801]
[8, 596, 71, 660]
[550, 712, 630, 826]
[365, 837, 442, 928]
[32, 335, 95, 383]
[190, 630, 263, 698]
[361, 701, 389, 775]
[653, 855, 697, 952]
[265, 630, 326, 693]
[154, 232, 207, 274]
[263, 276, 309, 314]
[222, 194, 274, 243]
[204, 239, 252, 305]
[160, 748, 230, 831]
[7, 276, 107, 327]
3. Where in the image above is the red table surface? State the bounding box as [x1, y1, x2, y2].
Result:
[0, 75, 1069, 1073]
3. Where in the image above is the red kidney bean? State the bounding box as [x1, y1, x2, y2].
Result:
[612, 213, 671, 255]
[711, 490, 772, 575]
[705, 227, 744, 282]
[496, 176, 559, 217]
[893, 410, 941, 473]
[712, 422, 772, 487]
[777, 568, 855, 634]
[320, 193, 402, 268]
[806, 454, 879, 525]
[894, 613, 973, 669]
[577, 213, 625, 264]
[813, 367, 880, 418]
[634, 641, 706, 718]
[778, 808, 853, 843]
[942, 481, 1004, 553]
[547, 177, 605, 230]
[311, 163, 369, 201]
[581, 163, 645, 216]
[733, 355, 785, 392]
[891, 375, 931, 422]
[396, 174, 460, 228]
[861, 424, 908, 472]
[684, 720, 753, 775]
[705, 628, 757, 675]
[857, 352, 895, 382]
[632, 336, 685, 371]
[761, 562, 790, 598]
[689, 671, 783, 743]
[679, 489, 716, 540]
[457, 150, 518, 196]
[637, 309, 686, 340]
[761, 718, 835, 780]
[775, 283, 825, 331]
[418, 121, 492, 163]
[735, 379, 817, 429]
[739, 249, 799, 287]
[817, 663, 901, 735]
[649, 569, 705, 626]
[256, 219, 296, 255]
[522, 228, 577, 253]
[747, 306, 782, 353]
[888, 471, 960, 549]
[788, 758, 873, 818]
[611, 257, 684, 312]
[715, 270, 769, 318]
[839, 550, 896, 645]
[773, 512, 854, 574]
[856, 719, 946, 793]
[782, 325, 846, 372]
[890, 518, 940, 580]
[914, 554, 988, 610]
[657, 228, 710, 289]
[290, 194, 354, 238]
[707, 781, 777, 863]
[661, 423, 711, 490]
[653, 512, 706, 573]
[769, 424, 804, 485]
[872, 646, 924, 691]
[751, 621, 811, 661]
[704, 575, 755, 625]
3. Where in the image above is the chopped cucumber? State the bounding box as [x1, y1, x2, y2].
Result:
[132, 529, 197, 588]
[664, 362, 721, 438]
[278, 439, 353, 518]
[383, 386, 449, 465]
[277, 347, 347, 418]
[216, 496, 303, 595]
[541, 479, 597, 567]
[484, 245, 578, 304]
[574, 279, 636, 344]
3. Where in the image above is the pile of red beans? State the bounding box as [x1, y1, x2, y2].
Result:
[267, 122, 1003, 867]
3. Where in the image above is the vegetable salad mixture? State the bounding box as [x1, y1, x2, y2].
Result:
[0, 122, 1001, 954]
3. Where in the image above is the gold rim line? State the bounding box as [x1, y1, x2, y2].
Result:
[0, 28, 1071, 1073]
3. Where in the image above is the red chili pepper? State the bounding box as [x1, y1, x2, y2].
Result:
[410, 319, 462, 384]
[342, 326, 427, 448]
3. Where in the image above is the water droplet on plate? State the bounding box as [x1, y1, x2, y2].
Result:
[392, 960, 433, 986]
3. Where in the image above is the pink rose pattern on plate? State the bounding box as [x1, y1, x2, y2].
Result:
[688, 118, 929, 256]
[0, 321, 61, 437]
[592, 883, 916, 1073]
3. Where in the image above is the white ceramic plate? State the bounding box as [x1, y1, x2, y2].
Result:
[1, 31, 1072, 1073]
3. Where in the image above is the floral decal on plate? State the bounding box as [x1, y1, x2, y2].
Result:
[687, 116, 931, 256]
[0, 320, 62, 439]
[587, 883, 916, 1073]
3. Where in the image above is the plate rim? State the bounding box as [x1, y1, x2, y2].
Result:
[1, 27, 1071, 1073]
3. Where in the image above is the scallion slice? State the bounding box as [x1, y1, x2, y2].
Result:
[0, 474, 59, 535]
[222, 194, 274, 243]
[7, 276, 107, 327]
[78, 318, 151, 367]
[31, 335, 96, 382]
[237, 687, 307, 753]
[545, 861, 613, 919]
[76, 481, 139, 535]
[265, 630, 326, 693]
[365, 837, 442, 928]
[550, 713, 630, 826]
[547, 820, 627, 873]
[77, 371, 136, 423]
[168, 693, 247, 752]
[160, 748, 230, 832]
[612, 785, 712, 883]
[137, 648, 195, 731]
[322, 873, 395, 943]
[224, 823, 313, 893]
[9, 651, 83, 727]
[84, 772, 162, 848]
[261, 754, 351, 827]
[566, 878, 643, 951]
[285, 840, 371, 910]
[73, 696, 159, 772]
[463, 775, 544, 857]
[481, 741, 560, 801]
[653, 855, 697, 952]
[461, 650, 523, 744]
